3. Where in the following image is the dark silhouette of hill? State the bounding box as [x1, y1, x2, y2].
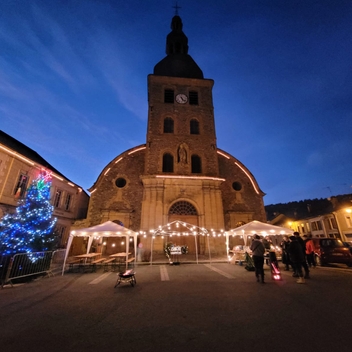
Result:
[265, 194, 352, 221]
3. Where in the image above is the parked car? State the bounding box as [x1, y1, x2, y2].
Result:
[313, 238, 352, 267]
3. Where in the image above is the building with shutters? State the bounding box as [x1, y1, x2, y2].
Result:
[0, 130, 89, 248]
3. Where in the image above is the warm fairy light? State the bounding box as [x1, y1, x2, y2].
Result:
[104, 168, 111, 176]
[0, 145, 35, 165]
[235, 162, 259, 194]
[115, 157, 123, 164]
[128, 146, 146, 155]
[112, 243, 116, 247]
[52, 174, 63, 181]
[217, 151, 230, 159]
[156, 175, 225, 181]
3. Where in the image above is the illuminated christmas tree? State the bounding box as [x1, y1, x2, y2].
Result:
[0, 172, 57, 255]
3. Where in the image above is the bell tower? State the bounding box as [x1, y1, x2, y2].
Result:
[140, 14, 225, 232]
[144, 15, 219, 177]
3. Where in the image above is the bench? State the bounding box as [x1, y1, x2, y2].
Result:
[127, 257, 135, 268]
[90, 258, 106, 272]
[67, 259, 82, 272]
[103, 258, 116, 272]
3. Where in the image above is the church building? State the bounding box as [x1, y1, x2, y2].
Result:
[77, 14, 266, 255]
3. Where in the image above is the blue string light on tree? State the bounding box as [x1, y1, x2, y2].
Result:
[0, 171, 57, 255]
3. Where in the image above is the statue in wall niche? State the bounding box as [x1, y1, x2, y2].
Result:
[178, 143, 187, 164]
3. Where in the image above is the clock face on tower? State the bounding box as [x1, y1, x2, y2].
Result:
[175, 93, 188, 104]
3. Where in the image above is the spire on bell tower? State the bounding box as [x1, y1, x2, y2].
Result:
[153, 8, 203, 79]
[172, 2, 181, 16]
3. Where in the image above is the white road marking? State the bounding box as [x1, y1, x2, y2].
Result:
[89, 272, 112, 284]
[204, 264, 236, 279]
[160, 265, 170, 281]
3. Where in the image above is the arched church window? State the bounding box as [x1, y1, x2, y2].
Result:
[191, 155, 202, 173]
[236, 221, 246, 227]
[190, 119, 199, 134]
[169, 201, 198, 215]
[162, 153, 174, 172]
[164, 117, 174, 133]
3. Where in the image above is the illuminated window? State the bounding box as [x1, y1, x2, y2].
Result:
[346, 215, 352, 228]
[14, 173, 29, 198]
[164, 117, 174, 133]
[162, 153, 174, 172]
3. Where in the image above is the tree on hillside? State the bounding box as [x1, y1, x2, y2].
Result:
[0, 172, 57, 255]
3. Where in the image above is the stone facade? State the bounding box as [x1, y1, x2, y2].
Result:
[78, 15, 266, 255]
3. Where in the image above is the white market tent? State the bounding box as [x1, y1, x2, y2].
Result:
[151, 220, 212, 264]
[62, 221, 138, 275]
[225, 220, 294, 256]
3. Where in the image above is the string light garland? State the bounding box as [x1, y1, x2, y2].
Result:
[0, 172, 57, 255]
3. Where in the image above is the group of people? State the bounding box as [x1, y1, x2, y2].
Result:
[280, 232, 316, 283]
[249, 231, 315, 284]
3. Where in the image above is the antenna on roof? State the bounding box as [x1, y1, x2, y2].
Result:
[173, 1, 181, 15]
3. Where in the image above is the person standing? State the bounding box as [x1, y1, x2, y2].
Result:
[280, 236, 291, 271]
[294, 231, 310, 279]
[305, 234, 316, 268]
[288, 235, 306, 284]
[250, 234, 266, 284]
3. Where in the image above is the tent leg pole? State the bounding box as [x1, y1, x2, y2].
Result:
[195, 235, 198, 264]
[150, 236, 153, 266]
[207, 236, 212, 264]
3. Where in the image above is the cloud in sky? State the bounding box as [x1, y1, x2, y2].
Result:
[1, 0, 351, 205]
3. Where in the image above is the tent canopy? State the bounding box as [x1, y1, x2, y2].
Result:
[225, 220, 293, 246]
[62, 221, 138, 275]
[150, 220, 212, 264]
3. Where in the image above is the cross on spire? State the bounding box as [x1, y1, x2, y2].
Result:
[173, 2, 181, 16]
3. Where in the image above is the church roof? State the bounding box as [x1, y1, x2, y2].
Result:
[153, 15, 204, 79]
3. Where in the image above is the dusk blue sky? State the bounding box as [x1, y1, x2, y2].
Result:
[1, 1, 351, 205]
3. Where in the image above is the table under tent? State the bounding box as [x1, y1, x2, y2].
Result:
[225, 220, 294, 264]
[61, 221, 138, 275]
[148, 220, 217, 265]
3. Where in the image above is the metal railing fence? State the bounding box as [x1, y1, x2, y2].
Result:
[50, 249, 66, 273]
[1, 251, 54, 288]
